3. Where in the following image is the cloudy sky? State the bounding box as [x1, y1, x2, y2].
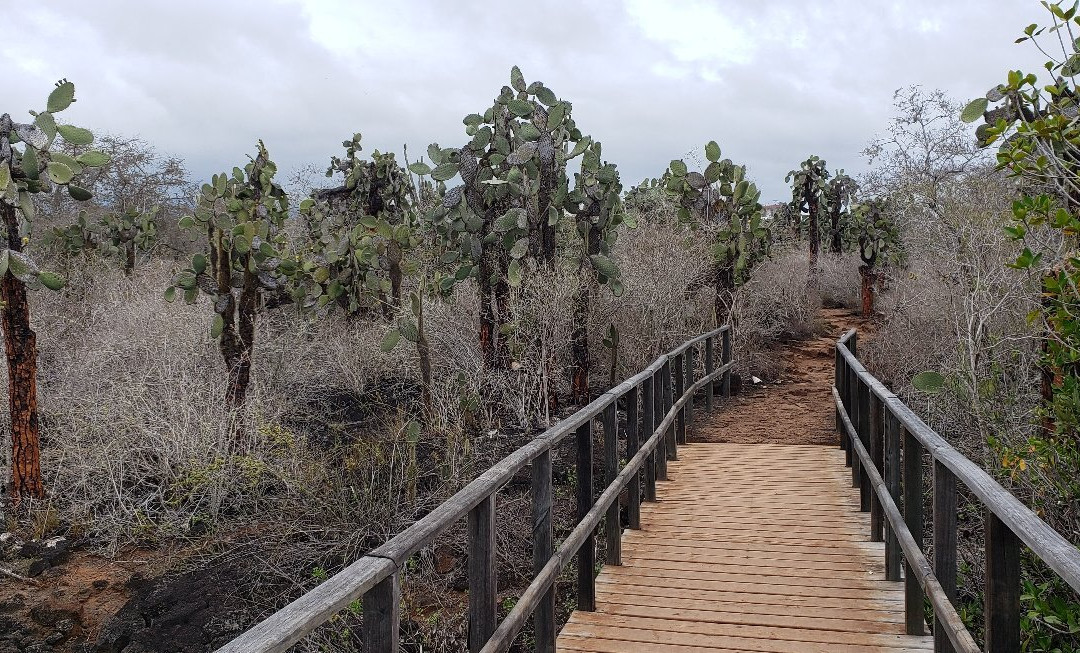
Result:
[6, 1, 1050, 202]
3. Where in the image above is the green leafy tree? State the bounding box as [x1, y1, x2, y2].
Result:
[0, 80, 108, 501]
[963, 6, 1080, 648]
[296, 134, 436, 412]
[787, 156, 830, 274]
[166, 141, 294, 420]
[823, 171, 858, 254]
[298, 134, 418, 316]
[849, 199, 899, 315]
[99, 206, 159, 274]
[565, 141, 628, 401]
[414, 66, 590, 370]
[667, 141, 770, 325]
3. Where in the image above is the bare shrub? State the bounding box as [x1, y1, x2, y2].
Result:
[729, 246, 822, 379]
[816, 252, 863, 311]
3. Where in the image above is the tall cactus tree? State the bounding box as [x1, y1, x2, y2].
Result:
[299, 134, 418, 318]
[1, 80, 108, 501]
[786, 156, 830, 274]
[306, 133, 417, 317]
[823, 171, 858, 254]
[566, 141, 628, 401]
[850, 199, 899, 315]
[415, 66, 588, 370]
[668, 141, 771, 325]
[166, 141, 295, 421]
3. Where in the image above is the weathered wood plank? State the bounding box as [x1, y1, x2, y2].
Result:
[531, 449, 554, 653]
[576, 420, 596, 613]
[603, 402, 621, 566]
[468, 494, 497, 652]
[984, 511, 1020, 653]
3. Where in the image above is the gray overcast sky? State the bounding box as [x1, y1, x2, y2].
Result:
[5, 1, 1050, 202]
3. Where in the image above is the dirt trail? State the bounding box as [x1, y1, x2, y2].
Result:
[695, 308, 868, 445]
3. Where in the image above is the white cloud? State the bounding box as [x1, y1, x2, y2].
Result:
[3, 0, 1054, 202]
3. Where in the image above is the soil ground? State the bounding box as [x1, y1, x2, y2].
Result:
[695, 308, 869, 445]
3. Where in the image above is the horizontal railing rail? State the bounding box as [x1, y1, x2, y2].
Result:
[834, 329, 1080, 653]
[218, 325, 733, 653]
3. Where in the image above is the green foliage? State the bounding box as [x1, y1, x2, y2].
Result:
[912, 370, 946, 394]
[966, 6, 1080, 650]
[567, 140, 629, 296]
[0, 79, 109, 291]
[166, 141, 292, 329]
[786, 155, 830, 223]
[850, 199, 900, 266]
[417, 66, 605, 293]
[667, 141, 770, 287]
[297, 133, 418, 315]
[50, 206, 159, 272]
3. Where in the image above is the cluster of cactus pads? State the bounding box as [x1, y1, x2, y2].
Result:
[1, 81, 109, 500]
[667, 141, 770, 324]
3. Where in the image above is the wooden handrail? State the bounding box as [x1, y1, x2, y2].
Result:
[834, 330, 1080, 653]
[217, 325, 732, 653]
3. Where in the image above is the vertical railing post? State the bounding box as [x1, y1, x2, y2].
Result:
[705, 335, 715, 411]
[654, 368, 668, 480]
[721, 327, 732, 398]
[674, 353, 686, 446]
[626, 385, 641, 528]
[643, 374, 656, 502]
[884, 408, 902, 580]
[363, 572, 400, 653]
[857, 379, 871, 511]
[685, 344, 695, 436]
[468, 494, 497, 652]
[532, 449, 555, 653]
[663, 360, 676, 462]
[933, 460, 957, 653]
[985, 512, 1020, 653]
[870, 393, 884, 541]
[603, 401, 621, 566]
[903, 429, 925, 636]
[835, 344, 845, 450]
[576, 420, 595, 612]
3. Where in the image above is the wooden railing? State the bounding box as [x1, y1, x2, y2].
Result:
[217, 326, 733, 653]
[835, 329, 1080, 653]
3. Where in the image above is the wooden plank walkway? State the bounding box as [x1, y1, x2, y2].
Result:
[557, 442, 933, 652]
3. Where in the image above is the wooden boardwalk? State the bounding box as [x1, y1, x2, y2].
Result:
[557, 443, 933, 652]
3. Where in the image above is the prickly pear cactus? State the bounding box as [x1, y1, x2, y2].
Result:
[297, 133, 418, 317]
[1, 79, 108, 501]
[850, 198, 899, 315]
[823, 171, 858, 254]
[786, 155, 830, 271]
[412, 66, 591, 367]
[101, 206, 159, 273]
[1, 80, 110, 291]
[567, 140, 629, 296]
[667, 141, 770, 324]
[166, 141, 293, 410]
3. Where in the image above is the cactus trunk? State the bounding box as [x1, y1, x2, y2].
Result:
[829, 206, 843, 254]
[808, 191, 820, 273]
[1, 201, 44, 502]
[714, 264, 735, 326]
[859, 264, 876, 316]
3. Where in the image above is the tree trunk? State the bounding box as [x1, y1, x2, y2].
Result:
[808, 190, 820, 273]
[478, 251, 497, 368]
[493, 257, 511, 370]
[859, 264, 876, 316]
[1, 201, 44, 502]
[569, 283, 590, 403]
[829, 207, 843, 254]
[714, 264, 735, 327]
[124, 242, 136, 275]
[570, 222, 602, 403]
[416, 291, 433, 416]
